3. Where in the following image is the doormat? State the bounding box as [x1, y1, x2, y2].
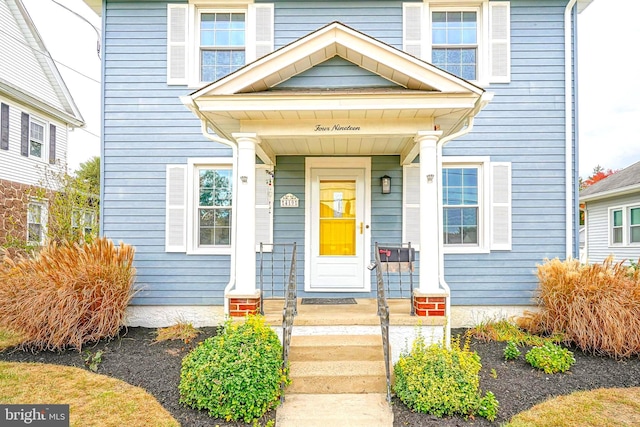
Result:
[301, 298, 357, 305]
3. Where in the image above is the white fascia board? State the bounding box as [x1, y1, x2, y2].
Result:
[0, 80, 84, 127]
[195, 93, 479, 113]
[579, 185, 640, 203]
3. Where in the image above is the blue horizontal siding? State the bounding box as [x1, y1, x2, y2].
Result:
[101, 0, 575, 307]
[276, 57, 395, 89]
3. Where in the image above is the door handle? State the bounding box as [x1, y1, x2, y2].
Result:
[360, 222, 364, 234]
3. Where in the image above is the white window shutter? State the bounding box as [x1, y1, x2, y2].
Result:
[403, 165, 421, 250]
[167, 4, 188, 85]
[247, 4, 274, 62]
[490, 162, 512, 250]
[488, 1, 510, 83]
[255, 165, 274, 252]
[403, 3, 424, 59]
[166, 165, 187, 252]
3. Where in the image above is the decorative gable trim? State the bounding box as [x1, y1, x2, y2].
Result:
[190, 22, 485, 97]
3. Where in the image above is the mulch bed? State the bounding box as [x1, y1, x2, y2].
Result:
[2, 327, 640, 426]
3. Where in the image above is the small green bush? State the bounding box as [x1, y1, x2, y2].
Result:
[393, 334, 498, 421]
[179, 315, 286, 422]
[525, 342, 575, 374]
[503, 341, 521, 361]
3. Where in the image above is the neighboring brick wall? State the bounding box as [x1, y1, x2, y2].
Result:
[0, 178, 31, 248]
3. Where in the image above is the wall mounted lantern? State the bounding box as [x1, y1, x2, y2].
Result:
[381, 175, 391, 194]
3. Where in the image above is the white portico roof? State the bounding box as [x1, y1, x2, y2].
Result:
[182, 22, 492, 165]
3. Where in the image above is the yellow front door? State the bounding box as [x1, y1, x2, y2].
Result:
[309, 166, 369, 291]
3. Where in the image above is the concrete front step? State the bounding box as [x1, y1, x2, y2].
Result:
[276, 393, 393, 427]
[288, 360, 388, 394]
[289, 334, 383, 362]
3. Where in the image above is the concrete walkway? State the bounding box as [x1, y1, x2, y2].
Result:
[276, 393, 393, 427]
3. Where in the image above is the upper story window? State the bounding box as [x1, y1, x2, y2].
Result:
[403, 1, 510, 85]
[443, 167, 479, 245]
[167, 3, 274, 87]
[199, 12, 246, 82]
[432, 10, 478, 81]
[29, 118, 45, 160]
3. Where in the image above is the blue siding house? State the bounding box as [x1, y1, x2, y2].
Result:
[82, 0, 590, 328]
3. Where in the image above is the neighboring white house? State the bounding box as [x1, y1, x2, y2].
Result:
[580, 160, 640, 265]
[0, 0, 84, 248]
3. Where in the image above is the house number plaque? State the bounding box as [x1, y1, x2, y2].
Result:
[280, 193, 299, 208]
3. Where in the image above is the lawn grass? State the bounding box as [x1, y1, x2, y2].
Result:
[0, 328, 25, 351]
[0, 362, 179, 427]
[506, 387, 640, 427]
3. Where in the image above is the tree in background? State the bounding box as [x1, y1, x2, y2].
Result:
[579, 165, 618, 226]
[580, 165, 618, 190]
[75, 156, 100, 196]
[1, 159, 100, 256]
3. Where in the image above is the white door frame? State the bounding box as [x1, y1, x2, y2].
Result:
[305, 157, 371, 292]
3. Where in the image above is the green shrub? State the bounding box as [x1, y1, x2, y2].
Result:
[393, 334, 498, 421]
[477, 391, 499, 422]
[179, 315, 286, 422]
[503, 341, 521, 361]
[525, 342, 575, 374]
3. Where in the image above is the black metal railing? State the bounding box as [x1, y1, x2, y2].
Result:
[376, 242, 416, 316]
[280, 242, 297, 403]
[371, 242, 392, 403]
[258, 242, 297, 314]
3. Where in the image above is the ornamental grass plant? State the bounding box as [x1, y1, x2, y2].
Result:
[519, 256, 640, 359]
[0, 238, 136, 351]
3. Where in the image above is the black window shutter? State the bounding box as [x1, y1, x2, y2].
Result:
[0, 103, 8, 150]
[20, 112, 29, 157]
[49, 124, 56, 164]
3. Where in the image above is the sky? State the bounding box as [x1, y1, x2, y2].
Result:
[18, 0, 640, 177]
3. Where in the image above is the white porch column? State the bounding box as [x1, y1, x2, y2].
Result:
[416, 131, 443, 293]
[231, 132, 258, 295]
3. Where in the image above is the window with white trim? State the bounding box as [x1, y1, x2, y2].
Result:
[29, 118, 45, 159]
[199, 11, 246, 82]
[443, 166, 479, 245]
[27, 200, 46, 245]
[72, 209, 97, 237]
[403, 1, 510, 84]
[165, 161, 273, 254]
[196, 166, 233, 248]
[167, 3, 274, 86]
[432, 10, 478, 81]
[402, 158, 511, 253]
[611, 208, 623, 244]
[609, 206, 640, 246]
[631, 207, 640, 244]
